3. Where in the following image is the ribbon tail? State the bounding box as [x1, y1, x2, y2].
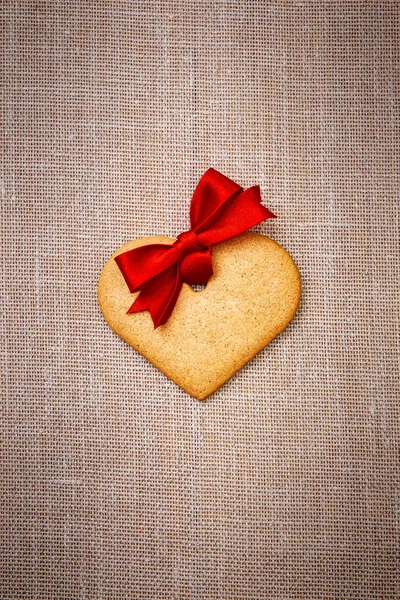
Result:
[127, 265, 183, 328]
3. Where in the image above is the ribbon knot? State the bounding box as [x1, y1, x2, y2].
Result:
[174, 230, 204, 256]
[115, 168, 276, 328]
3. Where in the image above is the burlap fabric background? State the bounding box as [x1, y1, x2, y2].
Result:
[1, 1, 399, 598]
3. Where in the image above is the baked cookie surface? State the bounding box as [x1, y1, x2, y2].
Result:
[98, 232, 301, 400]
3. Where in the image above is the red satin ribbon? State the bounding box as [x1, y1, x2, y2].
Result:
[115, 168, 276, 328]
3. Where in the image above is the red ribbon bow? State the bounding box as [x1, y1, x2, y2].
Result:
[115, 168, 276, 328]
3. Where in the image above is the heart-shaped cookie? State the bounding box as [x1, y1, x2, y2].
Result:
[98, 232, 301, 400]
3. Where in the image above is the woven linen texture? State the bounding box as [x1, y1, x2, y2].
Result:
[1, 1, 399, 598]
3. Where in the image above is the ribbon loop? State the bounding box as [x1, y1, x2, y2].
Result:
[115, 169, 276, 328]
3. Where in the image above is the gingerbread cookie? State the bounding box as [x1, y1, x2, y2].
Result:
[98, 169, 301, 400]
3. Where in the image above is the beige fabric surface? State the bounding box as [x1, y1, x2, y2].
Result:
[1, 1, 399, 598]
